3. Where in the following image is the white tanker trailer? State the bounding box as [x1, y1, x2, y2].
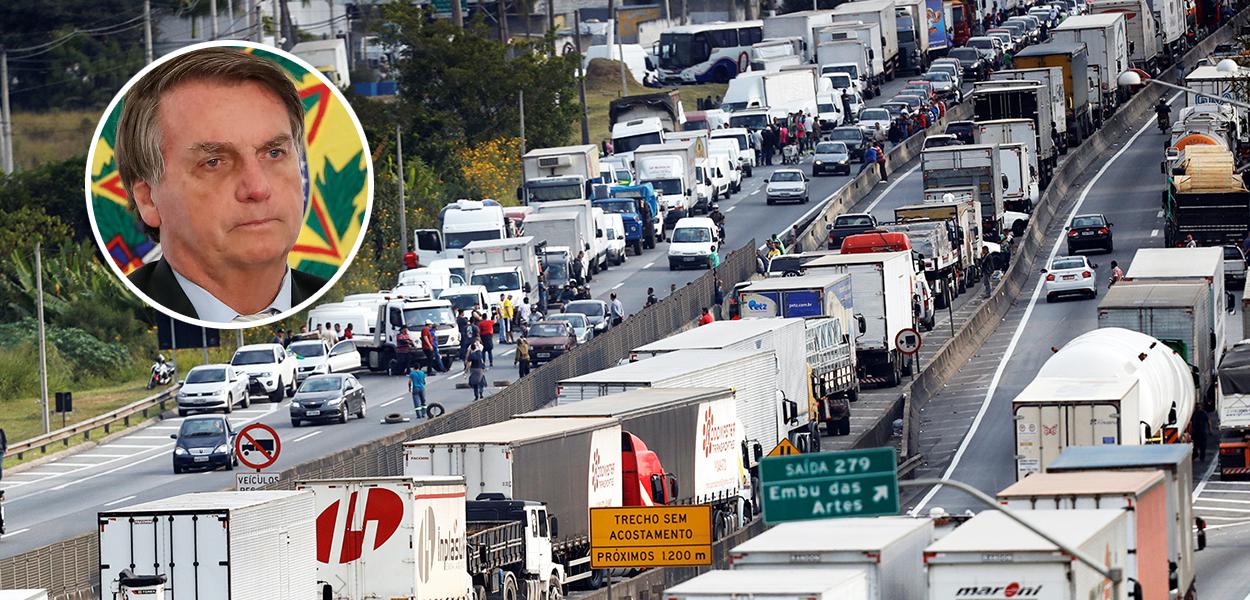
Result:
[1012, 328, 1196, 480]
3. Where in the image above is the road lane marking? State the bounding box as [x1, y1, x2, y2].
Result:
[1, 529, 30, 538]
[1197, 497, 1250, 504]
[644, 262, 655, 269]
[1192, 506, 1250, 513]
[911, 101, 1167, 515]
[104, 445, 164, 449]
[611, 282, 624, 290]
[104, 495, 137, 507]
[725, 206, 737, 212]
[380, 396, 404, 408]
[293, 431, 322, 443]
[864, 164, 922, 215]
[1158, 210, 1164, 218]
[1150, 229, 1159, 237]
[1195, 457, 1219, 499]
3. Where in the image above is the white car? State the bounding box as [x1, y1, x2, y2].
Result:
[597, 212, 628, 266]
[857, 108, 892, 142]
[548, 312, 593, 344]
[765, 169, 810, 205]
[1042, 255, 1098, 302]
[230, 343, 298, 402]
[177, 364, 250, 416]
[668, 216, 721, 270]
[288, 339, 362, 384]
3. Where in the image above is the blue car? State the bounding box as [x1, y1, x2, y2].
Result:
[170, 415, 237, 474]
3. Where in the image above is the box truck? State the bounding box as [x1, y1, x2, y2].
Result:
[98, 491, 316, 600]
[521, 145, 601, 205]
[802, 251, 917, 386]
[1217, 341, 1250, 476]
[997, 471, 1171, 600]
[878, 219, 964, 309]
[922, 144, 1009, 241]
[816, 40, 877, 97]
[665, 569, 870, 600]
[728, 516, 932, 600]
[520, 387, 751, 535]
[763, 10, 837, 63]
[897, 194, 983, 282]
[1011, 328, 1196, 479]
[924, 510, 1129, 600]
[633, 140, 706, 231]
[1013, 42, 1095, 143]
[292, 39, 350, 88]
[832, 0, 901, 79]
[1090, 0, 1160, 72]
[1046, 446, 1204, 600]
[974, 119, 1042, 209]
[529, 200, 601, 276]
[1123, 247, 1227, 363]
[990, 67, 1070, 155]
[972, 80, 1059, 184]
[413, 199, 509, 266]
[1050, 13, 1130, 113]
[818, 23, 887, 94]
[463, 236, 541, 308]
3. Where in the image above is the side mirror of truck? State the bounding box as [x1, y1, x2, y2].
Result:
[549, 516, 559, 538]
[169, 434, 178, 440]
[687, 189, 693, 196]
[856, 315, 867, 335]
[515, 186, 523, 201]
[523, 283, 532, 294]
[1128, 581, 1142, 600]
[668, 474, 679, 501]
[322, 583, 333, 600]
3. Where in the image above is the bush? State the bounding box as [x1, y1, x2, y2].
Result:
[0, 319, 133, 383]
[0, 342, 74, 400]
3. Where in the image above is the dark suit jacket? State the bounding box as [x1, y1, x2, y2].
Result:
[128, 258, 328, 320]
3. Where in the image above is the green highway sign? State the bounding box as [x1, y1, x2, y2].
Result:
[759, 447, 900, 524]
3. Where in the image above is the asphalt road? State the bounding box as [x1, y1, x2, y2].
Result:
[0, 78, 953, 558]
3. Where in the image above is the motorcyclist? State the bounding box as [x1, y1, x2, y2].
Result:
[1156, 98, 1171, 131]
[148, 354, 173, 389]
[708, 203, 726, 240]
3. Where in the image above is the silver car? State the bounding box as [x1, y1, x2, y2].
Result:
[765, 169, 810, 205]
[548, 313, 593, 344]
[813, 141, 851, 176]
[562, 299, 611, 335]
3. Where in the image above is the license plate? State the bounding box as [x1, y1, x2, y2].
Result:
[1082, 231, 1094, 236]
[536, 352, 550, 358]
[1063, 275, 1076, 280]
[194, 456, 209, 463]
[306, 410, 321, 416]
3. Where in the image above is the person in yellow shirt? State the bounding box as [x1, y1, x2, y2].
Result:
[501, 295, 515, 343]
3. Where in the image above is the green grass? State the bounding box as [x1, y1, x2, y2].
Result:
[11, 109, 101, 170]
[577, 59, 728, 146]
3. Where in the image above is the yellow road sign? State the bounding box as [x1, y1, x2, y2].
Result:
[768, 438, 800, 457]
[589, 505, 713, 568]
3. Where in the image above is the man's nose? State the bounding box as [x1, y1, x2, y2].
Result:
[235, 156, 274, 203]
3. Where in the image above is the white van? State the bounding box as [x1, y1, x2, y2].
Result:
[667, 217, 721, 270]
[597, 212, 627, 266]
[710, 128, 756, 173]
[708, 138, 744, 193]
[439, 284, 492, 313]
[396, 266, 455, 297]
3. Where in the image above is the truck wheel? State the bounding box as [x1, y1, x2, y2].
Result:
[547, 577, 563, 600]
[808, 422, 822, 452]
[475, 586, 487, 600]
[494, 573, 519, 600]
[957, 271, 967, 294]
[269, 379, 283, 403]
[886, 362, 901, 387]
[836, 414, 851, 436]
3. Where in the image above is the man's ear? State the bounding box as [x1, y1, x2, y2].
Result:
[131, 180, 162, 231]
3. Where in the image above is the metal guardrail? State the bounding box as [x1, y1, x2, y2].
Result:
[6, 386, 180, 462]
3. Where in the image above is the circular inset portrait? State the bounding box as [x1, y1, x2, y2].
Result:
[86, 40, 373, 329]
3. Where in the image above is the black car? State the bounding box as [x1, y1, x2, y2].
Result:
[945, 120, 977, 144]
[947, 47, 987, 81]
[290, 374, 367, 426]
[828, 126, 869, 161]
[1066, 213, 1114, 254]
[171, 415, 237, 474]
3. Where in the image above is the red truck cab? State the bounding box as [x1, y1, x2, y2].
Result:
[621, 432, 677, 506]
[840, 231, 913, 254]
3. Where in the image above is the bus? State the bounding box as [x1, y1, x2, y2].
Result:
[656, 21, 764, 84]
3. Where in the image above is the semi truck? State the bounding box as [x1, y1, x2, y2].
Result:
[633, 140, 706, 232]
[727, 516, 932, 600]
[520, 387, 751, 536]
[1011, 328, 1196, 479]
[98, 491, 317, 600]
[893, 0, 933, 74]
[997, 471, 1172, 600]
[1091, 0, 1161, 72]
[521, 145, 601, 205]
[1046, 446, 1205, 600]
[1123, 246, 1227, 368]
[1217, 341, 1250, 476]
[1050, 13, 1130, 114]
[831, 0, 901, 80]
[464, 236, 542, 308]
[1013, 42, 1096, 144]
[921, 145, 1008, 242]
[924, 510, 1129, 600]
[972, 80, 1059, 184]
[879, 220, 963, 309]
[896, 195, 983, 287]
[762, 10, 836, 63]
[803, 251, 917, 387]
[592, 184, 661, 255]
[989, 67, 1070, 156]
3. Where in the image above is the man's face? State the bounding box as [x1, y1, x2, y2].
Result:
[133, 79, 304, 275]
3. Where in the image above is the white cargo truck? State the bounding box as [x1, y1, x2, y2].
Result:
[924, 510, 1129, 600]
[802, 251, 917, 387]
[879, 219, 964, 310]
[98, 491, 317, 600]
[727, 69, 821, 116]
[413, 199, 509, 266]
[521, 145, 601, 205]
[666, 569, 870, 600]
[816, 40, 875, 97]
[922, 145, 1009, 241]
[464, 236, 542, 308]
[360, 291, 460, 374]
[1123, 247, 1227, 362]
[973, 118, 1042, 203]
[728, 517, 932, 600]
[1011, 328, 1196, 479]
[819, 22, 888, 92]
[762, 10, 837, 63]
[989, 67, 1070, 154]
[1050, 13, 1130, 112]
[832, 0, 900, 79]
[1219, 341, 1250, 477]
[522, 213, 587, 286]
[972, 80, 1060, 183]
[1091, 0, 1160, 72]
[530, 200, 601, 276]
[292, 39, 350, 88]
[633, 140, 706, 232]
[995, 142, 1040, 218]
[295, 476, 474, 600]
[1147, 0, 1187, 62]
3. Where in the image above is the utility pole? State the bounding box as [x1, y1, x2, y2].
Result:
[546, 0, 554, 34]
[328, 0, 337, 38]
[35, 243, 49, 435]
[519, 90, 528, 200]
[0, 47, 12, 175]
[143, 0, 154, 64]
[228, 0, 235, 27]
[247, 0, 259, 42]
[280, 0, 295, 50]
[211, 0, 219, 39]
[272, 0, 280, 43]
[397, 124, 408, 261]
[498, 0, 510, 43]
[614, 5, 627, 95]
[452, 0, 464, 28]
[574, 10, 590, 144]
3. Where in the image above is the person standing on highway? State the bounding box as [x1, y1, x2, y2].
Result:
[699, 307, 715, 326]
[979, 247, 994, 298]
[343, 323, 353, 340]
[860, 144, 880, 175]
[465, 342, 488, 401]
[407, 366, 427, 417]
[320, 323, 339, 346]
[1109, 260, 1124, 287]
[790, 225, 803, 253]
[751, 128, 763, 157]
[420, 321, 437, 375]
[500, 295, 514, 344]
[271, 328, 284, 345]
[875, 143, 889, 182]
[455, 309, 471, 360]
[610, 292, 624, 327]
[396, 325, 416, 372]
[645, 287, 658, 307]
[515, 336, 532, 378]
[478, 312, 496, 368]
[0, 428, 7, 481]
[1192, 404, 1211, 461]
[712, 278, 725, 320]
[1185, 234, 1198, 248]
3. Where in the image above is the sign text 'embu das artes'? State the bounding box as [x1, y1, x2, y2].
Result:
[589, 506, 713, 568]
[760, 447, 900, 523]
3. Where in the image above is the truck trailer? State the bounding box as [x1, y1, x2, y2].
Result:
[971, 80, 1059, 184]
[1090, 0, 1160, 72]
[921, 144, 1008, 241]
[762, 10, 837, 63]
[831, 0, 901, 78]
[1013, 42, 1095, 142]
[1123, 246, 1227, 366]
[521, 145, 601, 205]
[1050, 13, 1130, 114]
[665, 568, 870, 600]
[1163, 146, 1250, 248]
[1217, 341, 1250, 477]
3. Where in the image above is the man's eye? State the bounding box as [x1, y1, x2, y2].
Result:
[205, 158, 222, 168]
[268, 148, 286, 159]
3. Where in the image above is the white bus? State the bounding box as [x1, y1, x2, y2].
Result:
[656, 21, 764, 84]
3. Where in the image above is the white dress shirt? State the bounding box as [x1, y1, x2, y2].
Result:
[172, 266, 292, 323]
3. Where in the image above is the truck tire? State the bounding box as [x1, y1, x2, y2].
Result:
[547, 577, 563, 600]
[474, 586, 487, 600]
[269, 379, 283, 403]
[493, 572, 519, 600]
[808, 422, 822, 452]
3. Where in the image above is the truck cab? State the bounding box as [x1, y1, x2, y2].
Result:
[464, 236, 540, 308]
[592, 184, 661, 255]
[522, 145, 602, 205]
[363, 292, 461, 374]
[466, 497, 565, 600]
[611, 117, 666, 166]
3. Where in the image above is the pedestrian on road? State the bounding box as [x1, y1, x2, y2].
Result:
[671, 283, 678, 296]
[0, 428, 7, 480]
[420, 321, 437, 375]
[791, 225, 803, 254]
[407, 367, 427, 417]
[645, 287, 658, 307]
[1241, 231, 1250, 256]
[501, 295, 514, 344]
[875, 143, 889, 182]
[860, 144, 880, 174]
[610, 292, 624, 327]
[333, 324, 343, 341]
[271, 328, 284, 346]
[1109, 260, 1124, 286]
[712, 278, 725, 320]
[343, 323, 353, 340]
[515, 336, 532, 378]
[1192, 404, 1211, 461]
[395, 325, 415, 372]
[429, 322, 447, 372]
[465, 342, 488, 400]
[456, 309, 471, 360]
[1185, 234, 1198, 248]
[571, 252, 585, 285]
[479, 313, 496, 367]
[699, 307, 714, 326]
[979, 247, 994, 298]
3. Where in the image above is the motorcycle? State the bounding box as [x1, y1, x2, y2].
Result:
[1157, 111, 1169, 134]
[147, 356, 175, 389]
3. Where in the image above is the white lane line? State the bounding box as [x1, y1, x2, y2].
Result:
[77, 454, 130, 458]
[147, 425, 179, 430]
[1157, 210, 1165, 218]
[449, 372, 464, 379]
[1150, 229, 1159, 237]
[611, 282, 624, 290]
[726, 205, 737, 212]
[1, 529, 30, 538]
[293, 431, 323, 443]
[911, 103, 1166, 515]
[864, 164, 922, 215]
[644, 262, 655, 269]
[128, 435, 175, 440]
[37, 462, 94, 468]
[104, 444, 164, 449]
[380, 396, 404, 408]
[1194, 456, 1219, 499]
[1196, 497, 1250, 504]
[103, 495, 137, 507]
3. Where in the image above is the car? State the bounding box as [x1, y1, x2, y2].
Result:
[176, 364, 249, 416]
[903, 80, 938, 102]
[921, 71, 959, 100]
[857, 108, 892, 141]
[879, 101, 911, 123]
[766, 169, 810, 205]
[945, 120, 977, 144]
[985, 30, 1016, 54]
[290, 373, 367, 426]
[170, 414, 237, 474]
[813, 141, 852, 175]
[288, 339, 361, 384]
[923, 134, 964, 150]
[828, 126, 869, 160]
[668, 216, 722, 269]
[548, 313, 593, 344]
[563, 299, 611, 335]
[230, 343, 298, 402]
[1065, 213, 1114, 253]
[966, 37, 1002, 68]
[1042, 255, 1099, 302]
[948, 47, 988, 80]
[526, 320, 578, 365]
[1005, 17, 1040, 43]
[1225, 245, 1248, 288]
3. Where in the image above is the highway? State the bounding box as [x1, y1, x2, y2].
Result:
[0, 78, 952, 558]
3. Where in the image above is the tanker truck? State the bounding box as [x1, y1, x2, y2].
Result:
[1012, 328, 1196, 480]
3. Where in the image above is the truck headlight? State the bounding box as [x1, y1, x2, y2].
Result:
[814, 160, 823, 165]
[174, 447, 188, 455]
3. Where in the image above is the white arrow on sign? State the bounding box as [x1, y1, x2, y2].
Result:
[873, 485, 889, 502]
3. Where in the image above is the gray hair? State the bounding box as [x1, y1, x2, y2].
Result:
[114, 46, 306, 241]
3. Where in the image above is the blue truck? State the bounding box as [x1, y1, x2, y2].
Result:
[592, 184, 661, 255]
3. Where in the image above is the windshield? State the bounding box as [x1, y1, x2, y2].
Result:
[969, 39, 993, 50]
[896, 96, 920, 108]
[1071, 216, 1105, 228]
[597, 200, 635, 214]
[401, 306, 455, 328]
[1052, 258, 1085, 270]
[715, 133, 749, 150]
[565, 302, 605, 317]
[830, 129, 861, 142]
[470, 271, 522, 293]
[816, 141, 848, 153]
[882, 104, 905, 117]
[442, 292, 483, 311]
[950, 48, 979, 62]
[825, 74, 853, 89]
[527, 182, 583, 203]
[925, 72, 953, 83]
[684, 119, 710, 131]
[232, 349, 274, 366]
[289, 342, 326, 358]
[550, 314, 587, 329]
[910, 237, 936, 256]
[836, 215, 874, 227]
[529, 323, 568, 337]
[186, 368, 226, 384]
[861, 108, 889, 121]
[446, 229, 503, 250]
[771, 171, 803, 182]
[658, 32, 705, 70]
[818, 102, 838, 114]
[180, 418, 225, 437]
[824, 65, 858, 78]
[544, 257, 568, 283]
[729, 113, 769, 129]
[1228, 247, 1244, 260]
[615, 131, 663, 154]
[301, 376, 343, 393]
[672, 227, 712, 243]
[646, 178, 683, 195]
